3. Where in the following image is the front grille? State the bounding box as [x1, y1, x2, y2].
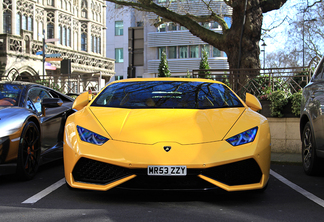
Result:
[201, 158, 262, 186]
[119, 175, 217, 190]
[72, 158, 133, 185]
[72, 157, 262, 189]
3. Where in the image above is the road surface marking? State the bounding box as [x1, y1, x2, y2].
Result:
[22, 178, 65, 204]
[270, 169, 324, 208]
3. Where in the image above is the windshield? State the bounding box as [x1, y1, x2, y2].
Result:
[91, 81, 243, 109]
[0, 83, 23, 106]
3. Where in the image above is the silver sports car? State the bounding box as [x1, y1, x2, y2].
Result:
[0, 81, 74, 180]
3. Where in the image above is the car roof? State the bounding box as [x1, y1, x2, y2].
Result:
[110, 78, 223, 84]
[0, 81, 41, 86]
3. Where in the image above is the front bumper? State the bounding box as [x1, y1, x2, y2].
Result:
[64, 131, 271, 191]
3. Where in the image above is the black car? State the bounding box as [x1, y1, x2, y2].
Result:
[0, 81, 74, 180]
[300, 56, 324, 175]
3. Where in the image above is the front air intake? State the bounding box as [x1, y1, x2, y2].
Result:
[201, 158, 262, 186]
[72, 158, 133, 185]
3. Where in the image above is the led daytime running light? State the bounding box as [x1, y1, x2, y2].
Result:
[226, 127, 258, 146]
[77, 125, 109, 145]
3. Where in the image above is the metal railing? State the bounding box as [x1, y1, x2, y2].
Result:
[192, 67, 312, 97]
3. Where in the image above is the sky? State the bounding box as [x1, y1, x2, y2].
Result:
[261, 0, 301, 53]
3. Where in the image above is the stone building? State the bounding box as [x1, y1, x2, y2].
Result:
[0, 0, 115, 93]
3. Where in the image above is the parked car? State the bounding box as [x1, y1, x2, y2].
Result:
[0, 81, 74, 180]
[64, 78, 271, 192]
[300, 56, 324, 175]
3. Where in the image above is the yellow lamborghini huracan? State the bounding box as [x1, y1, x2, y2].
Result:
[64, 78, 271, 192]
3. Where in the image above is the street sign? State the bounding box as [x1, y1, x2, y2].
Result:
[45, 38, 59, 43]
[45, 53, 61, 58]
[45, 58, 63, 62]
[36, 51, 43, 55]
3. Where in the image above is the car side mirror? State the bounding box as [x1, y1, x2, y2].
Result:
[72, 91, 92, 111]
[41, 98, 63, 116]
[245, 93, 262, 112]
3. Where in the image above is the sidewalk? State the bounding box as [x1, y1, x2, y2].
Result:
[271, 152, 302, 164]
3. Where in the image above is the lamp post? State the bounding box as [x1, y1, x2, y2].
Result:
[261, 41, 267, 72]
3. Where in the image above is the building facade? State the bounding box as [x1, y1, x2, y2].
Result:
[106, 0, 232, 79]
[0, 0, 115, 92]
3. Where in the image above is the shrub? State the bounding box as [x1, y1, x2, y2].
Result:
[290, 90, 303, 116]
[268, 90, 289, 117]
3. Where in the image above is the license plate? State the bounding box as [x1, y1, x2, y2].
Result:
[147, 166, 187, 176]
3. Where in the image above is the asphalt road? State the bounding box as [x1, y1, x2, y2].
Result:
[0, 160, 324, 222]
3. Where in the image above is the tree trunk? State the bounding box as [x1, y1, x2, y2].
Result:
[223, 0, 263, 92]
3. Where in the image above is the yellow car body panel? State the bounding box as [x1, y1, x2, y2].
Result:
[64, 78, 271, 191]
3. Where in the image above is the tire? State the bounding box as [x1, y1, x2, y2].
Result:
[16, 121, 41, 180]
[302, 122, 323, 175]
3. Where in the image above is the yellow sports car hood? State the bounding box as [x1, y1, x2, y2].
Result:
[89, 107, 245, 145]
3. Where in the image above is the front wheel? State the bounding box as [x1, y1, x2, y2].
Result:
[16, 121, 41, 180]
[302, 122, 323, 175]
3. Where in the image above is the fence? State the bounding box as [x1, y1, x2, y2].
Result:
[192, 67, 312, 97]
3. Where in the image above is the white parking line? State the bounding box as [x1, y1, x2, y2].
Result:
[22, 178, 66, 204]
[270, 169, 324, 208]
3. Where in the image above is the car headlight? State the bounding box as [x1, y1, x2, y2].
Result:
[226, 127, 258, 146]
[77, 126, 109, 145]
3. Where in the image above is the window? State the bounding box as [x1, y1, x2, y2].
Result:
[115, 21, 123, 36]
[91, 81, 243, 109]
[137, 21, 143, 27]
[189, 45, 199, 58]
[314, 60, 324, 80]
[158, 24, 166, 32]
[81, 33, 87, 51]
[27, 88, 51, 113]
[211, 22, 219, 29]
[179, 46, 188, 59]
[67, 28, 71, 47]
[47, 0, 54, 6]
[180, 26, 187, 30]
[115, 76, 124, 80]
[213, 47, 221, 57]
[81, 0, 88, 18]
[3, 11, 11, 34]
[37, 22, 43, 41]
[168, 46, 176, 59]
[168, 22, 177, 31]
[47, 23, 54, 39]
[115, 48, 123, 63]
[201, 22, 210, 29]
[158, 47, 166, 59]
[58, 25, 61, 44]
[28, 16, 33, 31]
[22, 15, 27, 30]
[91, 36, 100, 53]
[16, 13, 21, 35]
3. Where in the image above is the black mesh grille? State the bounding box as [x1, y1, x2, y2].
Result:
[119, 175, 217, 190]
[72, 158, 133, 185]
[201, 158, 262, 186]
